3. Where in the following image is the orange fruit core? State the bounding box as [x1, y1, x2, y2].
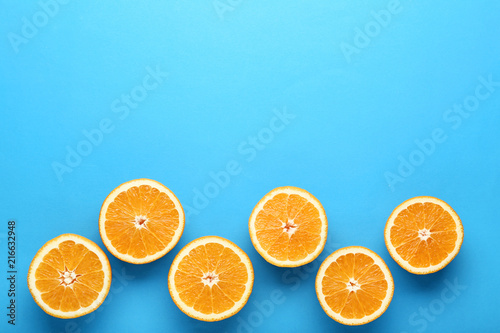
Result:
[34, 240, 105, 312]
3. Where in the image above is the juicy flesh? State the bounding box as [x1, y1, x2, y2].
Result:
[254, 193, 322, 261]
[34, 241, 105, 312]
[390, 202, 458, 268]
[322, 252, 388, 320]
[105, 185, 180, 259]
[174, 242, 249, 315]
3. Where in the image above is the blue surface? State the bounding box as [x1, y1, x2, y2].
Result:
[1, 1, 500, 332]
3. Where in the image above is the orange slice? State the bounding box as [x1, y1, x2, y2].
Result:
[168, 236, 254, 321]
[384, 196, 464, 274]
[315, 246, 394, 326]
[248, 186, 328, 267]
[27, 234, 111, 318]
[99, 179, 185, 264]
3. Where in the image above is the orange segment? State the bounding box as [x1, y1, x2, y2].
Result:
[75, 251, 103, 275]
[168, 236, 254, 322]
[385, 196, 464, 274]
[262, 193, 288, 221]
[212, 284, 235, 314]
[341, 292, 364, 319]
[356, 289, 382, 316]
[99, 179, 185, 264]
[316, 246, 394, 326]
[60, 288, 80, 312]
[217, 281, 246, 302]
[127, 229, 147, 258]
[35, 262, 59, 279]
[193, 286, 212, 314]
[73, 283, 99, 307]
[255, 228, 282, 251]
[58, 241, 89, 271]
[267, 233, 290, 262]
[28, 234, 111, 319]
[249, 186, 328, 267]
[218, 262, 248, 284]
[41, 286, 65, 311]
[178, 283, 204, 307]
[77, 271, 105, 292]
[216, 247, 241, 273]
[36, 279, 61, 293]
[42, 249, 65, 271]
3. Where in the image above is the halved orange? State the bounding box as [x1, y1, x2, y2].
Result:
[384, 196, 464, 274]
[27, 234, 112, 318]
[168, 236, 254, 321]
[99, 179, 185, 264]
[316, 246, 394, 326]
[248, 186, 328, 267]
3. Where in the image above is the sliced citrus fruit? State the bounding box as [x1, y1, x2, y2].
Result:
[27, 234, 111, 318]
[248, 186, 327, 267]
[384, 196, 464, 274]
[168, 236, 254, 321]
[316, 246, 394, 326]
[99, 178, 185, 264]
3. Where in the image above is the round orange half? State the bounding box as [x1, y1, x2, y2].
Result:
[168, 236, 254, 321]
[384, 196, 464, 274]
[316, 246, 394, 326]
[99, 179, 185, 264]
[27, 234, 112, 318]
[248, 186, 328, 267]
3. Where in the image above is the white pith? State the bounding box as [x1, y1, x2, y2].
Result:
[134, 215, 149, 229]
[168, 236, 254, 322]
[418, 228, 431, 241]
[201, 272, 220, 287]
[282, 219, 298, 236]
[316, 246, 394, 326]
[28, 234, 111, 318]
[99, 179, 185, 264]
[346, 278, 361, 292]
[385, 196, 464, 274]
[249, 187, 328, 267]
[60, 270, 79, 286]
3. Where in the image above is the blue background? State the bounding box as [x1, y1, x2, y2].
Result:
[1, 1, 499, 332]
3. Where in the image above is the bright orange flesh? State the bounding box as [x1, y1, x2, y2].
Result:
[103, 184, 180, 260]
[254, 192, 322, 262]
[34, 241, 105, 312]
[173, 242, 249, 315]
[389, 202, 458, 268]
[322, 252, 388, 320]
